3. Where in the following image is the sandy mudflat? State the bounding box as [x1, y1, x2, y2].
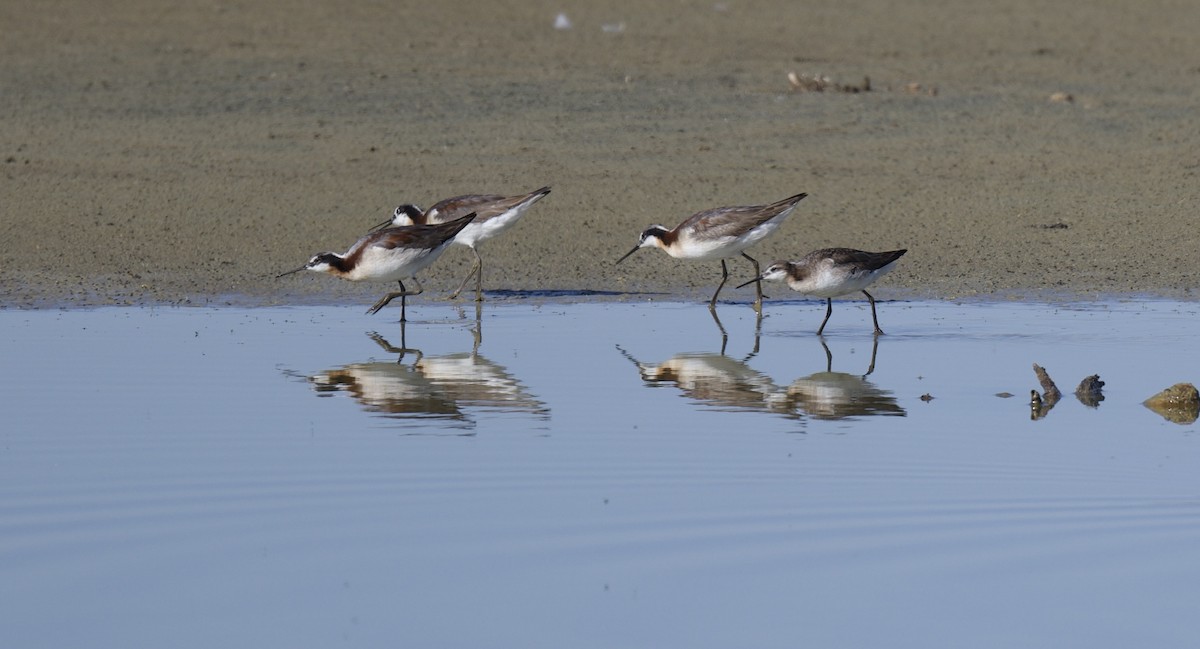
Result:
[3, 0, 1199, 308]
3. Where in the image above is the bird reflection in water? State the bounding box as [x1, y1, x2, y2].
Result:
[778, 337, 905, 420]
[307, 315, 547, 430]
[617, 311, 792, 418]
[618, 317, 905, 423]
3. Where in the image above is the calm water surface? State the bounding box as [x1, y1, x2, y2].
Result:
[3, 300, 1199, 647]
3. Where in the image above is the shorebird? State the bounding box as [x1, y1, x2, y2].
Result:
[738, 248, 906, 335]
[615, 193, 806, 312]
[278, 214, 476, 321]
[377, 186, 551, 301]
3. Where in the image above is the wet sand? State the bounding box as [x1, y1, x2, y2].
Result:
[3, 0, 1199, 308]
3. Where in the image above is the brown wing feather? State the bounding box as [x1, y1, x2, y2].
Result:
[680, 193, 805, 240]
[427, 195, 506, 221]
[809, 248, 907, 272]
[344, 215, 476, 265]
[427, 187, 550, 222]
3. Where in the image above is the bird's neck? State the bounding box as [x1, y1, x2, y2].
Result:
[326, 254, 354, 275]
[649, 227, 676, 248]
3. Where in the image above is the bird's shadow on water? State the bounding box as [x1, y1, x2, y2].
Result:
[483, 288, 643, 299]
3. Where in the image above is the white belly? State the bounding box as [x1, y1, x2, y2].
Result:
[449, 202, 537, 248]
[346, 244, 448, 282]
[790, 261, 898, 298]
[669, 220, 784, 261]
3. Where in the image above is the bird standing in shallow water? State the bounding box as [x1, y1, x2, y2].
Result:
[278, 214, 476, 321]
[738, 248, 906, 335]
[616, 193, 806, 312]
[377, 186, 551, 301]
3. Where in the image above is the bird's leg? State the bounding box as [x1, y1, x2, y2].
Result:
[863, 290, 884, 335]
[366, 327, 421, 362]
[709, 260, 730, 311]
[397, 319, 408, 357]
[367, 279, 424, 320]
[747, 308, 763, 358]
[474, 248, 484, 302]
[470, 300, 483, 353]
[449, 248, 483, 302]
[818, 337, 833, 371]
[864, 333, 880, 377]
[708, 307, 729, 355]
[741, 252, 763, 313]
[816, 297, 834, 335]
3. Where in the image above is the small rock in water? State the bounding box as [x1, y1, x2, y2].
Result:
[1143, 383, 1199, 424]
[1075, 374, 1105, 408]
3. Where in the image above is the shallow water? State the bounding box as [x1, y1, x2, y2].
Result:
[3, 299, 1199, 647]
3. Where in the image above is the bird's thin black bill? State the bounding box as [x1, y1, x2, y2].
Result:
[615, 246, 641, 265]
